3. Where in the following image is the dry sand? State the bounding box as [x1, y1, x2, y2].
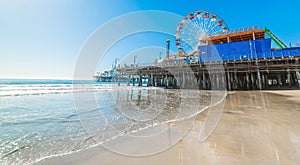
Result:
[36, 90, 300, 165]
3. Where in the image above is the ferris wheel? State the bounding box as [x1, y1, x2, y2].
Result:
[175, 10, 229, 54]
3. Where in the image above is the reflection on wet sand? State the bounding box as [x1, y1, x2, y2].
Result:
[190, 91, 300, 165]
[112, 88, 222, 126]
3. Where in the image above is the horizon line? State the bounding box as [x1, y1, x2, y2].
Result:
[0, 77, 94, 81]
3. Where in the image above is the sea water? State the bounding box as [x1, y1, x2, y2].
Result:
[0, 79, 226, 164]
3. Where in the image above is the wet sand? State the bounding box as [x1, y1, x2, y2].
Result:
[36, 90, 300, 165]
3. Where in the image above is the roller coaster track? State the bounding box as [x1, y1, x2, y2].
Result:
[264, 27, 287, 49]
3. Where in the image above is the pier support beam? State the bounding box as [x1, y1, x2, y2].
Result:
[296, 71, 300, 88]
[127, 74, 131, 86]
[227, 71, 231, 91]
[216, 73, 220, 90]
[192, 74, 197, 89]
[257, 71, 262, 90]
[138, 73, 142, 87]
[211, 73, 215, 90]
[234, 71, 238, 90]
[277, 74, 282, 87]
[296, 59, 300, 88]
[202, 72, 206, 90]
[197, 74, 202, 89]
[133, 76, 136, 86]
[246, 72, 250, 90]
[147, 74, 151, 87]
[261, 73, 266, 88]
[164, 74, 168, 88]
[182, 72, 186, 89]
[250, 72, 255, 89]
[287, 70, 291, 87]
[151, 74, 155, 87]
[155, 76, 160, 86]
[198, 66, 202, 89]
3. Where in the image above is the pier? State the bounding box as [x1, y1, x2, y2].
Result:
[114, 56, 300, 90]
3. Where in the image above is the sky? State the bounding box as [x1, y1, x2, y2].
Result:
[1, 0, 300, 79]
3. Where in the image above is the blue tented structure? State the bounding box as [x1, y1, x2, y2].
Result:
[271, 47, 300, 58]
[198, 38, 273, 62]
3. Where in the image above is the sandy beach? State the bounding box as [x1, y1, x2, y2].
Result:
[35, 90, 300, 165]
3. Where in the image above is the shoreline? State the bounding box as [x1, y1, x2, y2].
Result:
[35, 90, 300, 165]
[34, 90, 229, 164]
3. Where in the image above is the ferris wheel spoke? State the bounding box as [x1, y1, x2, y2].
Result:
[192, 19, 204, 34]
[200, 17, 206, 32]
[191, 40, 201, 50]
[182, 39, 197, 48]
[184, 22, 199, 36]
[179, 33, 196, 42]
[189, 19, 203, 33]
[198, 17, 208, 36]
[182, 39, 196, 45]
[194, 19, 205, 36]
[188, 21, 199, 32]
[180, 31, 194, 37]
[181, 29, 196, 40]
[180, 33, 197, 42]
[204, 20, 214, 34]
[211, 27, 221, 35]
[183, 37, 199, 50]
[209, 22, 218, 33]
[207, 23, 219, 35]
[180, 37, 196, 46]
[203, 21, 211, 35]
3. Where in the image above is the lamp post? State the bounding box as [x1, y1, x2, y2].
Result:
[166, 38, 170, 59]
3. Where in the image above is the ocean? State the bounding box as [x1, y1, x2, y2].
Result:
[0, 79, 226, 164]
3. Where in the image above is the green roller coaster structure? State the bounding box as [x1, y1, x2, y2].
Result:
[264, 27, 287, 49]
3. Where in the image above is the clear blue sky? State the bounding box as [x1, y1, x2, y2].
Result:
[1, 0, 300, 79]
